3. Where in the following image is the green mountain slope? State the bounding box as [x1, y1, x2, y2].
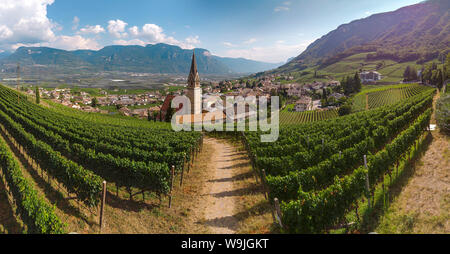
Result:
[1, 43, 281, 75]
[272, 0, 449, 75]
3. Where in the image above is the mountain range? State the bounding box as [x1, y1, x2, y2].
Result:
[0, 43, 282, 75]
[273, 0, 449, 74]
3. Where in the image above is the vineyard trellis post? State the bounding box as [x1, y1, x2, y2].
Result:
[274, 198, 283, 229]
[180, 160, 185, 187]
[169, 165, 175, 208]
[99, 181, 106, 233]
[261, 169, 269, 200]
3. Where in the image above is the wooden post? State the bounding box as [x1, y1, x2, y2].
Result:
[261, 169, 269, 200]
[180, 163, 185, 187]
[396, 160, 399, 178]
[274, 198, 283, 229]
[169, 165, 175, 208]
[364, 155, 371, 210]
[99, 181, 106, 233]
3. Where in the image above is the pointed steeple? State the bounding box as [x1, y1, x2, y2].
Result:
[187, 50, 200, 88]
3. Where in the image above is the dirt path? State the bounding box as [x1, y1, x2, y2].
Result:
[198, 138, 239, 233]
[376, 92, 450, 233]
[184, 137, 271, 234]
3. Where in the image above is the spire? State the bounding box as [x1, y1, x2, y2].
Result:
[188, 50, 200, 88]
[190, 50, 197, 75]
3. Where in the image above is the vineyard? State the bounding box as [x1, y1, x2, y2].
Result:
[0, 84, 202, 233]
[352, 84, 432, 112]
[280, 109, 339, 125]
[243, 87, 435, 233]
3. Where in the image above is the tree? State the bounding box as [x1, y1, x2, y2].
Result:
[35, 86, 40, 104]
[342, 76, 354, 96]
[403, 66, 418, 81]
[445, 53, 450, 81]
[353, 72, 362, 92]
[91, 97, 98, 107]
[165, 106, 174, 122]
[147, 109, 152, 121]
[338, 104, 352, 116]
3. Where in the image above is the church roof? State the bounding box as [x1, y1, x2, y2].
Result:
[187, 51, 200, 87]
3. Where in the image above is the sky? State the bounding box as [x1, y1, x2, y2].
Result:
[0, 0, 424, 63]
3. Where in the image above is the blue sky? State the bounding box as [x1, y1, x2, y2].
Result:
[0, 0, 423, 63]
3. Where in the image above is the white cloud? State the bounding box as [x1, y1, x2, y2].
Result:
[186, 36, 200, 45]
[0, 25, 13, 40]
[0, 0, 56, 50]
[274, 6, 289, 12]
[12, 35, 101, 51]
[72, 16, 80, 31]
[140, 24, 166, 42]
[107, 19, 128, 38]
[124, 23, 200, 49]
[79, 25, 105, 35]
[221, 40, 313, 63]
[48, 35, 101, 50]
[114, 39, 146, 46]
[223, 42, 237, 47]
[274, 1, 291, 12]
[128, 26, 139, 36]
[244, 38, 257, 44]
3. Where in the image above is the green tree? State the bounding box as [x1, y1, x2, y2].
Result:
[338, 104, 352, 116]
[445, 53, 450, 81]
[353, 72, 362, 92]
[165, 106, 174, 122]
[91, 97, 98, 107]
[35, 86, 40, 104]
[403, 66, 418, 81]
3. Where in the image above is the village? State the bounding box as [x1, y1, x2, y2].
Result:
[19, 69, 383, 121]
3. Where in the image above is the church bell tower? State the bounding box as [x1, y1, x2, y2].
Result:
[186, 51, 202, 115]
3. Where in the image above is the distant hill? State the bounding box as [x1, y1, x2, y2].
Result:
[0, 43, 280, 75]
[0, 51, 11, 60]
[213, 56, 282, 74]
[272, 0, 449, 74]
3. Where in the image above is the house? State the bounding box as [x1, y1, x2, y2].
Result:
[329, 93, 345, 100]
[118, 107, 131, 116]
[131, 108, 149, 119]
[360, 71, 382, 82]
[294, 96, 312, 112]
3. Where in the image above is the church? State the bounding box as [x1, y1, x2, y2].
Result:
[161, 51, 225, 124]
